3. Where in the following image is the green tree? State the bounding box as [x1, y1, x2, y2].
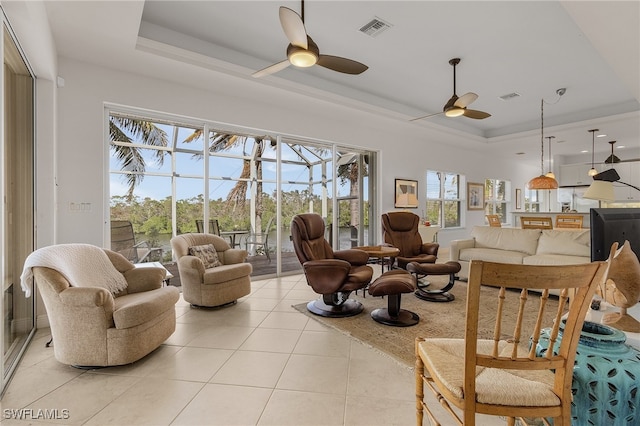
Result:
[109, 115, 169, 200]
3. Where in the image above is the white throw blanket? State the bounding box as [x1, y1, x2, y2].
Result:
[20, 243, 129, 297]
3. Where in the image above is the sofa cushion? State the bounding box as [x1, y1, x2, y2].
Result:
[471, 227, 541, 255]
[459, 248, 528, 265]
[113, 287, 179, 329]
[203, 262, 253, 285]
[189, 244, 221, 268]
[535, 230, 590, 257]
[523, 254, 591, 266]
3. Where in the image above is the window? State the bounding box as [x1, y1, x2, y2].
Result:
[425, 170, 462, 228]
[524, 189, 542, 212]
[484, 178, 511, 223]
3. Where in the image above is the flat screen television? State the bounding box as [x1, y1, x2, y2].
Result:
[590, 208, 640, 261]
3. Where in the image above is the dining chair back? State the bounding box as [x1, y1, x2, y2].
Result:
[486, 214, 501, 227]
[520, 216, 553, 229]
[555, 214, 583, 229]
[415, 259, 610, 426]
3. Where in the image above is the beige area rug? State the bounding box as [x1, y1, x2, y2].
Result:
[294, 275, 562, 368]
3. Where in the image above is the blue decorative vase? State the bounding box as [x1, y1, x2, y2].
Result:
[536, 320, 640, 425]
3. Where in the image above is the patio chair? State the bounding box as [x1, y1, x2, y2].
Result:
[195, 219, 221, 235]
[245, 217, 274, 262]
[110, 220, 163, 263]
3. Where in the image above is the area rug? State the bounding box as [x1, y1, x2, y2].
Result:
[294, 275, 561, 368]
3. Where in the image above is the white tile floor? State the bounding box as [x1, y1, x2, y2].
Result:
[0, 274, 505, 425]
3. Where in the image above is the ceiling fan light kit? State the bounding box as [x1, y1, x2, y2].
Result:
[411, 57, 491, 122]
[252, 1, 368, 78]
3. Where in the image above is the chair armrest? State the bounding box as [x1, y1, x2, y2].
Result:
[123, 267, 164, 293]
[59, 287, 115, 310]
[333, 249, 370, 265]
[303, 259, 351, 294]
[420, 242, 439, 256]
[449, 238, 475, 261]
[222, 248, 249, 265]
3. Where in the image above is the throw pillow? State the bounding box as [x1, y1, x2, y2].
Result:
[188, 244, 221, 268]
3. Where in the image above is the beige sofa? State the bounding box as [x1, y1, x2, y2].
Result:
[31, 248, 180, 367]
[171, 233, 252, 307]
[450, 226, 591, 280]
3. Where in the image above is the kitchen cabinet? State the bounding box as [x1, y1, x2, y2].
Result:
[559, 163, 593, 187]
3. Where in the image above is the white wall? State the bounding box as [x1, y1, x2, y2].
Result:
[55, 57, 537, 248]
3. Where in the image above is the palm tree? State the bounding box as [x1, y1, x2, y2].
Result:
[109, 115, 169, 200]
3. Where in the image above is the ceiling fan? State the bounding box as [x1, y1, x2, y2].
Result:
[410, 58, 491, 122]
[252, 0, 368, 78]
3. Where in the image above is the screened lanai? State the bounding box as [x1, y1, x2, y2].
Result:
[108, 110, 376, 278]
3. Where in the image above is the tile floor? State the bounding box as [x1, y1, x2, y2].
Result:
[0, 274, 505, 425]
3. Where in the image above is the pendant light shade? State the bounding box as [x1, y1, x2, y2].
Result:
[587, 129, 599, 176]
[604, 140, 621, 164]
[528, 99, 558, 190]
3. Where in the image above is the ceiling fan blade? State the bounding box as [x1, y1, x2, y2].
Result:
[279, 6, 307, 49]
[252, 59, 291, 78]
[317, 55, 368, 74]
[463, 109, 491, 119]
[409, 111, 444, 122]
[454, 92, 478, 108]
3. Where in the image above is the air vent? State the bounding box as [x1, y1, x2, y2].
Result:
[359, 17, 392, 37]
[499, 92, 521, 101]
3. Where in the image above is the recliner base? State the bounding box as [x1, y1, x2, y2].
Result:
[307, 299, 363, 318]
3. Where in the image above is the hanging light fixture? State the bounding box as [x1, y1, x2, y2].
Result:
[544, 136, 556, 179]
[587, 129, 599, 176]
[527, 99, 558, 190]
[604, 140, 621, 164]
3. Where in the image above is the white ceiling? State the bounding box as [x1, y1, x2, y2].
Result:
[41, 0, 640, 167]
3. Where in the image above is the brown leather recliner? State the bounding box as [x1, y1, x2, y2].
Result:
[291, 213, 373, 317]
[381, 211, 439, 269]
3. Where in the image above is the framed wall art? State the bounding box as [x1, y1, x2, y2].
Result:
[467, 182, 485, 211]
[395, 179, 418, 208]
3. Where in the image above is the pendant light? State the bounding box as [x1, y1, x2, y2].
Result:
[587, 129, 599, 176]
[527, 99, 558, 190]
[544, 136, 555, 179]
[604, 140, 620, 164]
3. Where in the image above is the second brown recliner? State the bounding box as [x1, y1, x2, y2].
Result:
[381, 211, 439, 269]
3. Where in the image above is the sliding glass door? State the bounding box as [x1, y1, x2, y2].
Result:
[108, 109, 378, 278]
[1, 21, 35, 395]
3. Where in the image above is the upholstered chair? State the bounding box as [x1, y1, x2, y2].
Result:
[170, 233, 252, 308]
[381, 211, 439, 269]
[22, 244, 179, 367]
[291, 213, 373, 317]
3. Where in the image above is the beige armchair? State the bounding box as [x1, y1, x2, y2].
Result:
[24, 245, 179, 367]
[171, 233, 252, 308]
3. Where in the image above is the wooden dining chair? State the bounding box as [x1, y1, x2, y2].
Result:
[415, 259, 609, 426]
[486, 214, 501, 227]
[520, 216, 553, 229]
[555, 214, 583, 229]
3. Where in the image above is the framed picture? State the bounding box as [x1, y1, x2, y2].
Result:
[515, 188, 522, 210]
[467, 182, 485, 210]
[395, 179, 418, 208]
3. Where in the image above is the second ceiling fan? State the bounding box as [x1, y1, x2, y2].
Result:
[252, 1, 368, 78]
[411, 58, 491, 122]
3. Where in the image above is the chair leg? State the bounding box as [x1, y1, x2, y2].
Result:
[415, 338, 425, 426]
